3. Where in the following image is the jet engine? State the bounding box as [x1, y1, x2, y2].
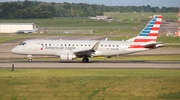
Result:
[60, 53, 76, 60]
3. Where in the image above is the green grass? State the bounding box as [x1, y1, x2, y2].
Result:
[0, 12, 177, 32]
[0, 69, 180, 100]
[0, 35, 30, 43]
[104, 12, 177, 21]
[1, 34, 180, 44]
[1, 55, 179, 62]
[164, 44, 180, 47]
[0, 12, 179, 48]
[51, 54, 178, 61]
[105, 55, 180, 61]
[0, 17, 138, 27]
[157, 36, 180, 43]
[0, 12, 176, 27]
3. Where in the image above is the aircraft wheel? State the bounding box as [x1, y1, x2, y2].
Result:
[29, 59, 32, 62]
[82, 57, 89, 63]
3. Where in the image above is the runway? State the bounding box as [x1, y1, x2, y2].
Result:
[0, 61, 180, 69]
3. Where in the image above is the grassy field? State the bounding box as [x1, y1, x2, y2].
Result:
[0, 12, 177, 27]
[1, 34, 180, 48]
[4, 55, 180, 61]
[0, 12, 179, 44]
[0, 12, 177, 35]
[0, 69, 180, 100]
[104, 12, 177, 21]
[93, 55, 180, 61]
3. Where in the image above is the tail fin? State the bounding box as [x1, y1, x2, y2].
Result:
[127, 15, 162, 48]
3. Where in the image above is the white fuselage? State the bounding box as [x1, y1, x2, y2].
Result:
[11, 39, 149, 57]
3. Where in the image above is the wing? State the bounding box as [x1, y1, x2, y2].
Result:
[74, 41, 100, 57]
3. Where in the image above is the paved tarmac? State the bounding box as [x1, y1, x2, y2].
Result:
[0, 61, 180, 69]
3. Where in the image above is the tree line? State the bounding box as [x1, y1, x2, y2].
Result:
[0, 0, 179, 19]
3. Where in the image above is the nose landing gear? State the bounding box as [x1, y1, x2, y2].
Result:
[29, 59, 33, 62]
[27, 55, 33, 62]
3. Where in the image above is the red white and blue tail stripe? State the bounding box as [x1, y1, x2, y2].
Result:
[127, 15, 162, 49]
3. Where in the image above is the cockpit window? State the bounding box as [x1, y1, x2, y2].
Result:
[19, 42, 26, 45]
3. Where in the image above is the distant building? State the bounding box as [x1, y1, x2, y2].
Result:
[0, 23, 38, 33]
[89, 16, 107, 20]
[89, 15, 113, 22]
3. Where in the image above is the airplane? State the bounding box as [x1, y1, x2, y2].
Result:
[11, 15, 164, 63]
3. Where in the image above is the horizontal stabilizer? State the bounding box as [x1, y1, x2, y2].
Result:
[143, 42, 164, 48]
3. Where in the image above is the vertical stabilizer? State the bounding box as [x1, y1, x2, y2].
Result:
[127, 15, 162, 48]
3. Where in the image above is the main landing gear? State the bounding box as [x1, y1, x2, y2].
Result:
[82, 57, 89, 63]
[27, 55, 33, 62]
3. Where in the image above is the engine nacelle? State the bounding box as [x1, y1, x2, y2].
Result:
[60, 53, 76, 61]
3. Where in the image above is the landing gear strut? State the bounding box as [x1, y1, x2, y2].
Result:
[27, 55, 32, 63]
[82, 57, 89, 63]
[29, 59, 32, 62]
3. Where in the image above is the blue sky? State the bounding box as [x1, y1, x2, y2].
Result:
[0, 0, 179, 7]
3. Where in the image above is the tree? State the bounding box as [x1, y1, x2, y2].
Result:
[0, 1, 179, 19]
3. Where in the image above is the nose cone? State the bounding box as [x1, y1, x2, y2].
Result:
[11, 47, 17, 53]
